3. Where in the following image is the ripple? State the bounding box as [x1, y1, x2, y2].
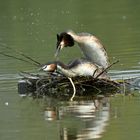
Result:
[0, 73, 21, 81]
[109, 69, 140, 80]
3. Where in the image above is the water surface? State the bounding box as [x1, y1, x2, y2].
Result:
[0, 0, 140, 140]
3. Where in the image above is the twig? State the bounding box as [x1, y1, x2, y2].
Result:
[94, 60, 119, 79]
[19, 71, 42, 79]
[0, 52, 39, 66]
[93, 69, 98, 77]
[80, 83, 102, 94]
[97, 79, 121, 90]
[68, 77, 76, 101]
[21, 53, 41, 66]
[0, 43, 41, 66]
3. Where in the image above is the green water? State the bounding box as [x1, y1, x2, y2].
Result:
[0, 0, 140, 140]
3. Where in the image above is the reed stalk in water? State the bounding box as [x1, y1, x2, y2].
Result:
[0, 42, 41, 66]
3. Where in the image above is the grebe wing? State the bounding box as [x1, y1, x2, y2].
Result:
[67, 58, 97, 69]
[77, 32, 93, 37]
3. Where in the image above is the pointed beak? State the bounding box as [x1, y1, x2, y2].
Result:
[39, 65, 46, 71]
[55, 40, 65, 58]
[55, 44, 61, 58]
[39, 67, 42, 71]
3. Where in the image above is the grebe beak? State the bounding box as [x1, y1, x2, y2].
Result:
[55, 45, 61, 58]
[41, 63, 56, 72]
[55, 40, 65, 58]
[41, 65, 52, 72]
[40, 65, 48, 71]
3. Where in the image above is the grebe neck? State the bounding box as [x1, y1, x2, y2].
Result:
[57, 63, 75, 77]
[67, 30, 79, 42]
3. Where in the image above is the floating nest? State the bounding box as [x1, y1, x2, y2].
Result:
[0, 45, 136, 99]
[18, 71, 121, 100]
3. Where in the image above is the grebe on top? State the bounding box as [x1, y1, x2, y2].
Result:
[55, 30, 109, 69]
[41, 58, 107, 78]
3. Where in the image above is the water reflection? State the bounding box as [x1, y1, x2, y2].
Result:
[44, 97, 110, 139]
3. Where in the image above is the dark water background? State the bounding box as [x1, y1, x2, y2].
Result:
[0, 0, 140, 140]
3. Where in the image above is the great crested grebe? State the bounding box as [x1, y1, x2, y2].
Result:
[41, 58, 107, 78]
[55, 30, 109, 69]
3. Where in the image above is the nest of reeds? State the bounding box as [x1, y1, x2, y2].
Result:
[0, 43, 135, 100]
[18, 71, 121, 100]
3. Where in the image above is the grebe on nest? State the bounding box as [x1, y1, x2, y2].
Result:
[41, 58, 107, 78]
[55, 30, 109, 69]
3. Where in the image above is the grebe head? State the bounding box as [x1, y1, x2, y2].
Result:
[41, 61, 66, 72]
[41, 62, 57, 72]
[55, 32, 74, 57]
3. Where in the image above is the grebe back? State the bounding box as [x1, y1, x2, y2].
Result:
[41, 58, 107, 78]
[55, 30, 109, 69]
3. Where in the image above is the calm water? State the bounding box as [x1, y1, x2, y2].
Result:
[0, 0, 140, 140]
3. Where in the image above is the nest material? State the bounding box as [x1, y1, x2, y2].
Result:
[18, 71, 121, 99]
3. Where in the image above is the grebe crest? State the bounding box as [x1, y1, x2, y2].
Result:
[55, 30, 109, 69]
[55, 32, 74, 57]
